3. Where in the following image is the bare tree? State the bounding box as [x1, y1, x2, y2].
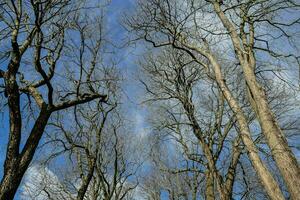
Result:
[0, 1, 110, 199]
[20, 93, 144, 200]
[208, 1, 300, 198]
[25, 63, 144, 200]
[142, 146, 204, 200]
[126, 0, 300, 199]
[1, 0, 298, 199]
[137, 48, 249, 199]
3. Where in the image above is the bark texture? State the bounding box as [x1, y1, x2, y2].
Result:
[208, 54, 285, 200]
[212, 2, 300, 199]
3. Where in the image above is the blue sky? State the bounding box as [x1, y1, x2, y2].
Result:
[1, 1, 299, 199]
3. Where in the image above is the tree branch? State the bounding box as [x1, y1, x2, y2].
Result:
[52, 93, 107, 112]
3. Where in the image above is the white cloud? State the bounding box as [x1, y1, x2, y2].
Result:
[20, 165, 73, 200]
[20, 164, 147, 200]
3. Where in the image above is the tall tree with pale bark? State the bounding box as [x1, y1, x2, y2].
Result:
[127, 0, 300, 199]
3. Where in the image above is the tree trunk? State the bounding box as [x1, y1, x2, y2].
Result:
[243, 66, 300, 199]
[205, 170, 215, 200]
[223, 139, 241, 200]
[208, 54, 285, 200]
[0, 110, 51, 200]
[211, 2, 300, 198]
[0, 168, 23, 200]
[181, 98, 227, 200]
[77, 158, 96, 200]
